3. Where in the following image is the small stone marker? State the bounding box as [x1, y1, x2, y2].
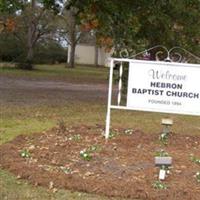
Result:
[155, 157, 172, 180]
[161, 118, 173, 126]
[155, 156, 172, 166]
[161, 118, 173, 135]
[159, 169, 166, 180]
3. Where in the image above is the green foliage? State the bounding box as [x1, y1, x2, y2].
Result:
[42, 0, 62, 13]
[80, 149, 93, 161]
[67, 0, 200, 55]
[0, 33, 24, 62]
[0, 35, 67, 64]
[20, 149, 31, 158]
[16, 61, 33, 70]
[155, 149, 170, 157]
[153, 181, 167, 190]
[159, 132, 169, 145]
[80, 144, 101, 161]
[1, 0, 63, 69]
[87, 144, 101, 152]
[0, 0, 61, 13]
[0, 0, 24, 13]
[68, 134, 81, 141]
[34, 41, 67, 64]
[190, 154, 200, 165]
[124, 128, 134, 135]
[60, 166, 72, 174]
[56, 118, 66, 133]
[108, 131, 118, 139]
[196, 171, 200, 183]
[1, 0, 200, 69]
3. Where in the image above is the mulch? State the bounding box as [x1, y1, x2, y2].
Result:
[0, 125, 200, 200]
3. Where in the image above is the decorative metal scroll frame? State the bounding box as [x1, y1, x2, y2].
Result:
[119, 45, 200, 63]
[105, 46, 200, 139]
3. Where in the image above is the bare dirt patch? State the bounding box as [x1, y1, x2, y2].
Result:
[0, 125, 200, 200]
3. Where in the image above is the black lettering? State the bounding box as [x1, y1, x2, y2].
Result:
[150, 82, 183, 89]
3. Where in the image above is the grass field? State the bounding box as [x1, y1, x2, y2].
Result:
[0, 63, 108, 83]
[0, 63, 199, 200]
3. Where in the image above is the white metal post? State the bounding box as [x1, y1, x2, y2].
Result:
[105, 59, 114, 139]
[117, 62, 123, 106]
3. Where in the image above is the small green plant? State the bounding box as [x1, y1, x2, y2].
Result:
[109, 131, 118, 139]
[88, 144, 101, 152]
[160, 165, 169, 170]
[60, 166, 72, 174]
[20, 149, 31, 158]
[80, 145, 101, 161]
[159, 132, 168, 145]
[190, 154, 200, 165]
[155, 149, 170, 157]
[153, 181, 167, 190]
[68, 134, 81, 141]
[124, 129, 134, 135]
[57, 118, 66, 133]
[195, 171, 200, 183]
[80, 149, 92, 161]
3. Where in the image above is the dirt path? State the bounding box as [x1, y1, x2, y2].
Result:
[0, 76, 109, 106]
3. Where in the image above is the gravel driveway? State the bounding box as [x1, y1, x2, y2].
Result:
[0, 76, 109, 106]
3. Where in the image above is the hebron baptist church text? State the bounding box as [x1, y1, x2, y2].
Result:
[131, 87, 199, 99]
[130, 68, 199, 99]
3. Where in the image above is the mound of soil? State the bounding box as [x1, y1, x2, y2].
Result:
[0, 125, 200, 200]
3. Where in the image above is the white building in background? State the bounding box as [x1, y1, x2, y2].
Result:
[67, 44, 111, 66]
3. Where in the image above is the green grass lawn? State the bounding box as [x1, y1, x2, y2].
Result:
[0, 63, 108, 83]
[0, 63, 199, 200]
[1, 103, 199, 145]
[0, 169, 119, 200]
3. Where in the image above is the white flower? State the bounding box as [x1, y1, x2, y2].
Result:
[83, 153, 88, 158]
[80, 150, 85, 155]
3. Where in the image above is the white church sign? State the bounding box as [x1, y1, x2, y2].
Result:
[127, 60, 200, 116]
[105, 58, 200, 139]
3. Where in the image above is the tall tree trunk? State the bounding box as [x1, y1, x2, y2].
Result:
[94, 34, 99, 67]
[69, 41, 76, 68]
[25, 0, 36, 70]
[94, 44, 99, 67]
[26, 24, 34, 62]
[68, 10, 76, 68]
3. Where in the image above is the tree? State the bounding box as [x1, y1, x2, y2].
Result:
[58, 7, 81, 68]
[18, 0, 60, 69]
[1, 0, 199, 68]
[134, 0, 200, 59]
[0, 0, 61, 69]
[66, 0, 200, 58]
[64, 0, 143, 59]
[0, 0, 23, 33]
[58, 0, 98, 68]
[0, 0, 23, 13]
[34, 40, 67, 64]
[0, 33, 23, 62]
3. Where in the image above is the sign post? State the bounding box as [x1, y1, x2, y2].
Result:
[105, 59, 114, 139]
